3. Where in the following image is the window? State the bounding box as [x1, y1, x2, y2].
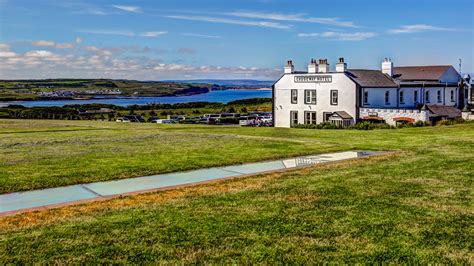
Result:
[399, 90, 404, 104]
[414, 90, 418, 103]
[323, 112, 332, 122]
[290, 111, 298, 126]
[291, 89, 298, 104]
[385, 91, 390, 105]
[330, 90, 338, 105]
[450, 90, 454, 102]
[304, 111, 316, 124]
[425, 91, 430, 103]
[437, 90, 442, 103]
[304, 90, 317, 104]
[364, 90, 369, 104]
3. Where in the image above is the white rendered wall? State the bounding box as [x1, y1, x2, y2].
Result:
[274, 73, 357, 128]
[362, 88, 398, 108]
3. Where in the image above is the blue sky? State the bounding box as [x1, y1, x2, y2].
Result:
[0, 0, 473, 80]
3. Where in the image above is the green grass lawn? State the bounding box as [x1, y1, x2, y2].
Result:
[0, 119, 473, 263]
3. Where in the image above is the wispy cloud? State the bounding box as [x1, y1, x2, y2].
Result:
[32, 40, 74, 49]
[226, 11, 357, 28]
[181, 33, 222, 39]
[112, 5, 142, 13]
[77, 29, 167, 37]
[165, 15, 291, 29]
[388, 24, 457, 34]
[298, 31, 377, 41]
[140, 31, 168, 37]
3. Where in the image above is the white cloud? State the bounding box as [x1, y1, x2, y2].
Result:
[165, 15, 291, 29]
[227, 11, 357, 28]
[25, 50, 54, 57]
[298, 31, 377, 41]
[388, 24, 456, 34]
[32, 40, 75, 49]
[140, 31, 168, 37]
[0, 43, 10, 50]
[75, 37, 84, 44]
[112, 5, 142, 13]
[181, 33, 222, 39]
[77, 29, 167, 37]
[0, 51, 16, 57]
[0, 47, 280, 80]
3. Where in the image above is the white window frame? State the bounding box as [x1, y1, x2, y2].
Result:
[304, 90, 317, 104]
[330, 90, 338, 105]
[425, 91, 430, 103]
[291, 89, 298, 104]
[290, 111, 298, 126]
[385, 91, 390, 105]
[304, 111, 316, 125]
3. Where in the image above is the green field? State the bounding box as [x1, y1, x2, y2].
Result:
[0, 120, 473, 263]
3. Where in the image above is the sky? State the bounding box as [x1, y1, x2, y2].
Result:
[0, 0, 473, 80]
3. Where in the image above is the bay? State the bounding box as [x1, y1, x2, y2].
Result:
[0, 89, 272, 107]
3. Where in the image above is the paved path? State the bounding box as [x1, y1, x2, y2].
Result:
[0, 151, 379, 216]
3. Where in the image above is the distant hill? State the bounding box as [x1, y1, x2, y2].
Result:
[162, 79, 274, 87]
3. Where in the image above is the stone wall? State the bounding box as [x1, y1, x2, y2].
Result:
[359, 108, 429, 125]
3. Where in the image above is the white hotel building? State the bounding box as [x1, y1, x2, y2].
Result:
[273, 58, 473, 127]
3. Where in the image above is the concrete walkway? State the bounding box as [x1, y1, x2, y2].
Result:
[0, 151, 379, 216]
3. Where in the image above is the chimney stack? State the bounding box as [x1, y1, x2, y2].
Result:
[336, 57, 347, 72]
[318, 59, 329, 73]
[308, 58, 318, 73]
[284, 60, 294, 74]
[381, 58, 393, 77]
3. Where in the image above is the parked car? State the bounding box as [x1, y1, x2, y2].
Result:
[116, 117, 131, 123]
[152, 119, 177, 124]
[122, 115, 145, 123]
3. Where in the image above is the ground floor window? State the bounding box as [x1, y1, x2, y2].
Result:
[290, 111, 298, 126]
[323, 112, 332, 122]
[304, 111, 316, 125]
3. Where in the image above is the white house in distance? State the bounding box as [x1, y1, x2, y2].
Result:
[273, 57, 473, 127]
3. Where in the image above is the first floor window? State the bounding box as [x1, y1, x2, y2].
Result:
[414, 90, 418, 103]
[290, 111, 298, 126]
[304, 111, 317, 125]
[291, 89, 298, 104]
[450, 90, 455, 102]
[437, 90, 442, 103]
[399, 90, 404, 104]
[305, 90, 317, 104]
[323, 112, 332, 122]
[385, 91, 390, 105]
[364, 90, 369, 104]
[425, 91, 430, 103]
[330, 90, 338, 105]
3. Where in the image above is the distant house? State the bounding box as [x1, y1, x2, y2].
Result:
[273, 58, 472, 127]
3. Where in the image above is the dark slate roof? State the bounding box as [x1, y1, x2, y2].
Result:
[346, 69, 398, 88]
[425, 104, 461, 118]
[394, 65, 452, 81]
[333, 111, 353, 119]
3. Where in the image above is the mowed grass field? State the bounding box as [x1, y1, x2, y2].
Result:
[0, 119, 473, 263]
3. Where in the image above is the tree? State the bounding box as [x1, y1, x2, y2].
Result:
[240, 107, 248, 113]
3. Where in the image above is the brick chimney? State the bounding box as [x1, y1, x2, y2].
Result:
[308, 58, 318, 74]
[284, 60, 294, 74]
[336, 57, 347, 72]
